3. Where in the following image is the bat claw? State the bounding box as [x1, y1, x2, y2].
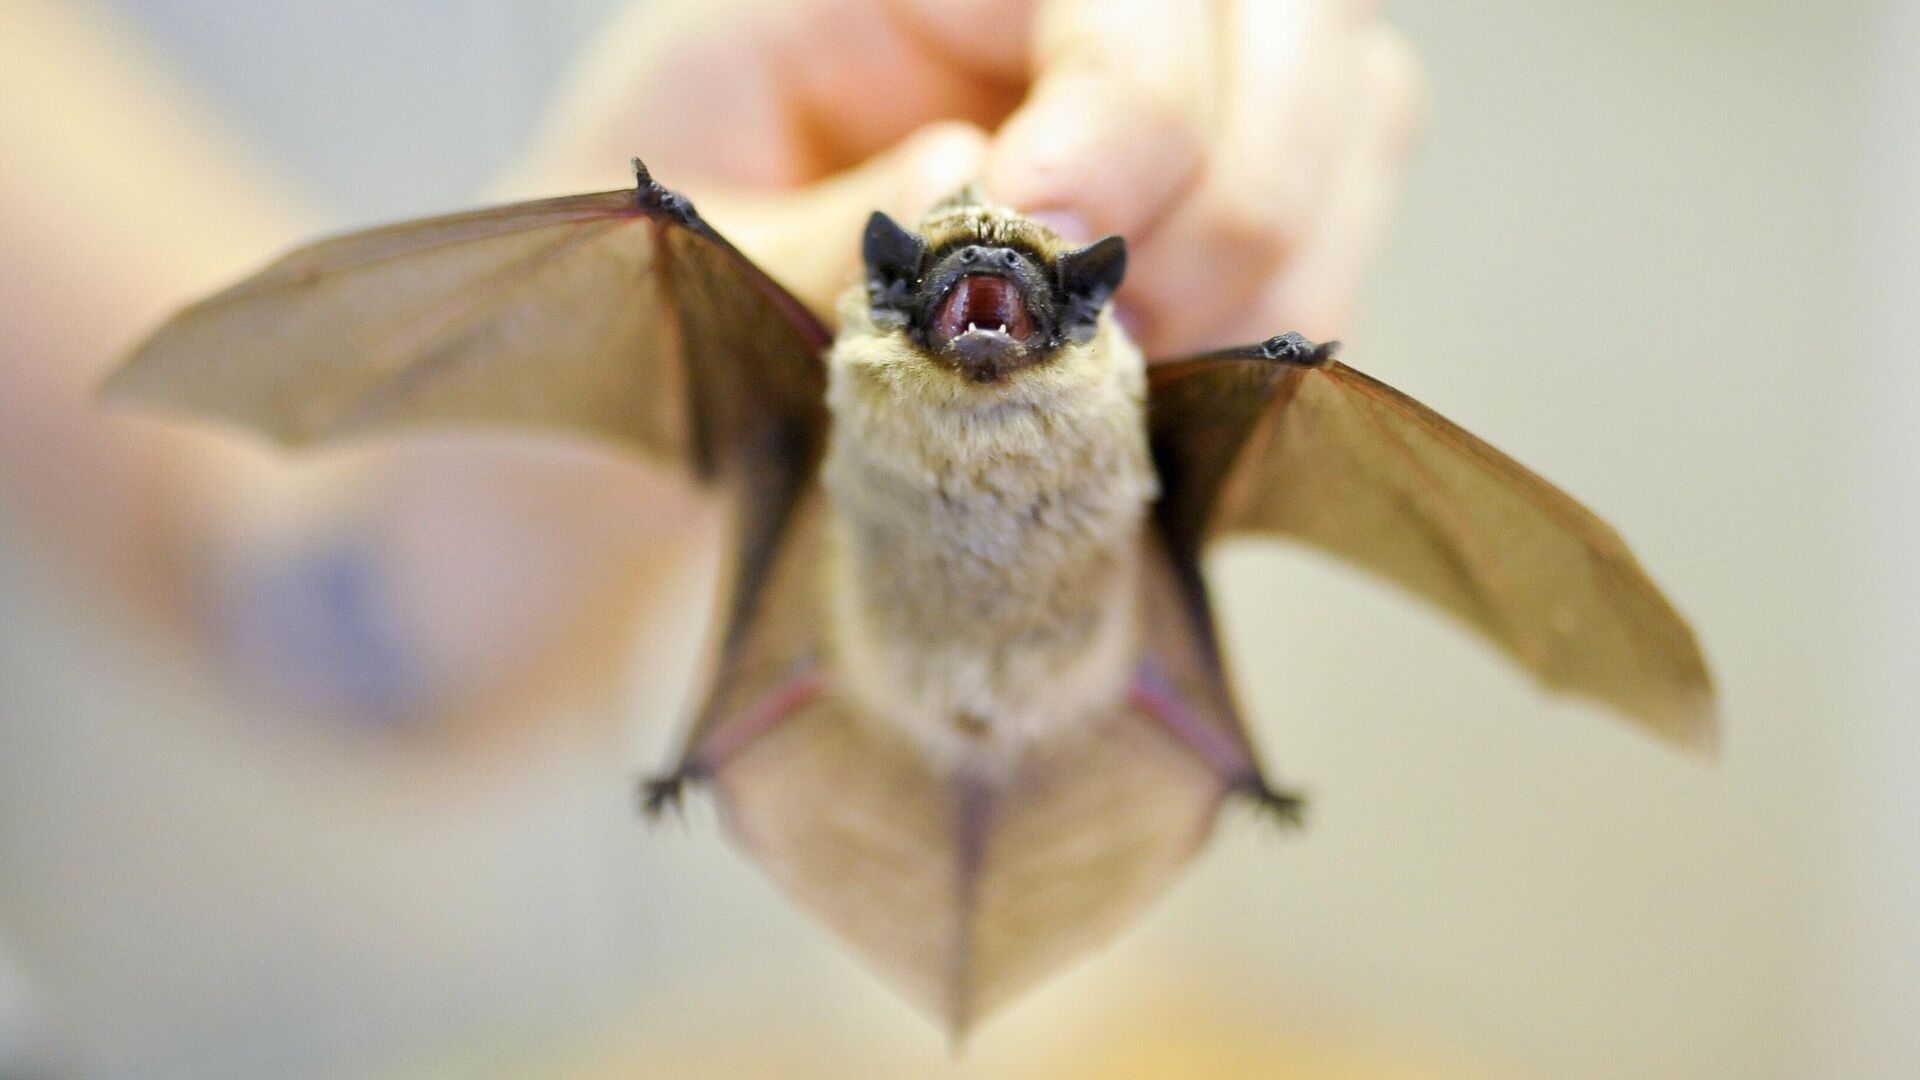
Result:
[638, 766, 707, 821]
[630, 157, 701, 226]
[1256, 332, 1339, 367]
[1236, 778, 1308, 828]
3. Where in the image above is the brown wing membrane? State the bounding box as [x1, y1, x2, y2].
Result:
[1148, 340, 1716, 749]
[105, 165, 829, 477]
[643, 491, 1228, 1040]
[720, 693, 1224, 1040]
[666, 722, 1236, 1047]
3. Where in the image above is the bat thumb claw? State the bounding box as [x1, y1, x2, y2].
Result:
[1256, 332, 1339, 367]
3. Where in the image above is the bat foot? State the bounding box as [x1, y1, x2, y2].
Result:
[638, 764, 708, 821]
[1235, 777, 1307, 828]
[1255, 332, 1339, 367]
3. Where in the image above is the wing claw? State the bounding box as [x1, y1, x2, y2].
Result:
[1255, 332, 1340, 366]
[630, 156, 700, 225]
[639, 764, 709, 822]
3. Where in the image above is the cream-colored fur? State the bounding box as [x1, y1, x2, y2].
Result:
[821, 219, 1158, 770]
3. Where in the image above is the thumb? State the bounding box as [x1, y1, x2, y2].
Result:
[698, 121, 992, 319]
[983, 0, 1212, 243]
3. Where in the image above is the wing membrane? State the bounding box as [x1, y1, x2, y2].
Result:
[105, 180, 829, 475]
[1149, 351, 1716, 748]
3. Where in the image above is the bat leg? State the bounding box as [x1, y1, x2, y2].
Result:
[1232, 776, 1307, 827]
[638, 664, 829, 823]
[638, 762, 711, 821]
[1130, 665, 1308, 828]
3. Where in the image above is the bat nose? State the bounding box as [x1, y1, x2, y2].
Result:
[954, 245, 1022, 269]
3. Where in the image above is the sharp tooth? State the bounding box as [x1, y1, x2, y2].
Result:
[967, 321, 977, 332]
[995, 323, 1006, 333]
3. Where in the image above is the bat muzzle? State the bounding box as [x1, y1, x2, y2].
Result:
[921, 246, 1056, 382]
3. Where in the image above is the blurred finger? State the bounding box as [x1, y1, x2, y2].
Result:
[512, 0, 1029, 195]
[887, 0, 1043, 83]
[779, 0, 1032, 172]
[983, 0, 1215, 242]
[1219, 23, 1424, 343]
[703, 121, 993, 315]
[1218, 0, 1364, 222]
[1126, 1, 1369, 353]
[1123, 168, 1306, 354]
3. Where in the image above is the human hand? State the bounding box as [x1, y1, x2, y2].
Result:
[174, 0, 1424, 731]
[511, 0, 1423, 354]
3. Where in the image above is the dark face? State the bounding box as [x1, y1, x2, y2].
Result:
[862, 211, 1127, 383]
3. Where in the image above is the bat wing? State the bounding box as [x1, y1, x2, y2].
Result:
[719, 692, 1224, 1040]
[653, 492, 1228, 1040]
[714, 687, 1221, 1037]
[110, 163, 832, 798]
[1147, 337, 1716, 750]
[104, 163, 829, 477]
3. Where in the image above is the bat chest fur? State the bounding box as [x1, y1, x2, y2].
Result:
[821, 350, 1157, 767]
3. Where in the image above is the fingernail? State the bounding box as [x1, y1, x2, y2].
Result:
[985, 73, 1107, 206]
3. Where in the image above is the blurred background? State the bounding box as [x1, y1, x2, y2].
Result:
[0, 0, 1912, 1077]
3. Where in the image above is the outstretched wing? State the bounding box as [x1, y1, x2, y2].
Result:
[1148, 337, 1716, 750]
[105, 163, 830, 478]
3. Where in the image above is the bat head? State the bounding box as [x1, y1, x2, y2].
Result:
[861, 187, 1127, 384]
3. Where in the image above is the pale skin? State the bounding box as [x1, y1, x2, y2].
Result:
[0, 0, 1421, 726]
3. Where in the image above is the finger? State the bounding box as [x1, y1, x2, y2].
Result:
[701, 121, 993, 315]
[1123, 1, 1390, 353]
[1217, 23, 1424, 344]
[886, 0, 1044, 83]
[506, 0, 805, 194]
[1122, 167, 1305, 355]
[983, 0, 1215, 243]
[778, 0, 1034, 172]
[514, 0, 1031, 195]
[1220, 0, 1379, 207]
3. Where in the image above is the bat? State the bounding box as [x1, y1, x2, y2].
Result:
[106, 160, 1715, 1038]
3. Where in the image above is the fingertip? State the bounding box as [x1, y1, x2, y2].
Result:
[983, 73, 1204, 240]
[1368, 24, 1430, 165]
[885, 0, 1040, 84]
[888, 120, 993, 216]
[703, 121, 992, 315]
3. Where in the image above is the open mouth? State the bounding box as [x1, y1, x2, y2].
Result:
[932, 273, 1038, 346]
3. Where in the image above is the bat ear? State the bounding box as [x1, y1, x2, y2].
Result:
[1056, 235, 1127, 342]
[863, 211, 928, 316]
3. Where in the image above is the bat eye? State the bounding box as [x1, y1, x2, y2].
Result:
[932, 273, 1037, 343]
